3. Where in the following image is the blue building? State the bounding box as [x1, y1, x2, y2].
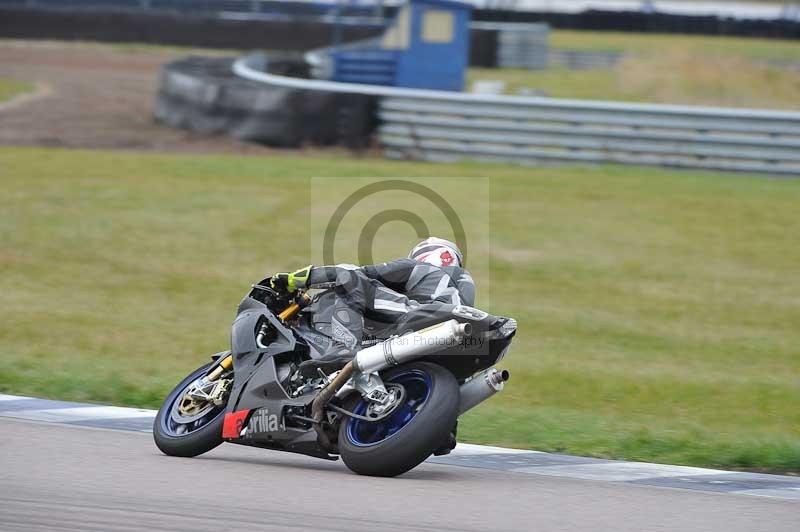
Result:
[330, 0, 472, 91]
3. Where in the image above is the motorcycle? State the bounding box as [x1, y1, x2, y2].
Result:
[153, 278, 516, 477]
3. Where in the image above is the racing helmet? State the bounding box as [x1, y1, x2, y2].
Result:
[409, 237, 463, 267]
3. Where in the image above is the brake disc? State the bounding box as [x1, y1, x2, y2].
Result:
[171, 378, 224, 424]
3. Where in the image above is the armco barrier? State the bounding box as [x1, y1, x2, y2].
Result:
[233, 53, 800, 176]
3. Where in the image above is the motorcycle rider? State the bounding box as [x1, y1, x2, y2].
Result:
[270, 237, 475, 376]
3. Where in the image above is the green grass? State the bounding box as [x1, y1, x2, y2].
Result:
[469, 30, 800, 109]
[0, 78, 33, 104]
[0, 38, 242, 56]
[551, 30, 800, 62]
[1, 146, 799, 472]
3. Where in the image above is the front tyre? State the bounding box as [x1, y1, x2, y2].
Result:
[338, 361, 459, 477]
[153, 363, 227, 458]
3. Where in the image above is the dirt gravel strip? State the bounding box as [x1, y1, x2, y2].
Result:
[1, 393, 798, 501]
[0, 41, 311, 155]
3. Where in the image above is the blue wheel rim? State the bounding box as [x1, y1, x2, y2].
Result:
[160, 369, 226, 437]
[346, 368, 433, 447]
[162, 402, 224, 437]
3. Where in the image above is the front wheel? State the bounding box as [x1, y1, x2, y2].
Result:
[153, 363, 228, 458]
[338, 361, 459, 477]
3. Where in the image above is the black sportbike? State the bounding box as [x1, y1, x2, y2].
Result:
[154, 279, 516, 477]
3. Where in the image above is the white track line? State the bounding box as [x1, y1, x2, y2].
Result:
[732, 488, 800, 500]
[0, 394, 33, 401]
[520, 462, 739, 482]
[0, 405, 156, 423]
[447, 442, 540, 456]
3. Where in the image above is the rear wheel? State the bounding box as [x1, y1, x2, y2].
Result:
[153, 363, 229, 458]
[338, 361, 459, 477]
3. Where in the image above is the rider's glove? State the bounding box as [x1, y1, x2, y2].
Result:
[270, 265, 312, 293]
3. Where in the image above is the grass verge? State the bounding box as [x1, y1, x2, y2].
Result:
[551, 30, 800, 62]
[0, 38, 242, 56]
[469, 31, 800, 109]
[1, 146, 798, 472]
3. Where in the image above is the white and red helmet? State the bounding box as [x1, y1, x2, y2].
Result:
[409, 237, 463, 267]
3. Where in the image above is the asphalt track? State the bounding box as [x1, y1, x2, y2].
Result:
[1, 417, 798, 532]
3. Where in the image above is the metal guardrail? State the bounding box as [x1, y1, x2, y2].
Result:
[379, 97, 800, 175]
[234, 53, 800, 176]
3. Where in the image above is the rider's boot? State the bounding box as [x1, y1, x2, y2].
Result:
[433, 421, 458, 456]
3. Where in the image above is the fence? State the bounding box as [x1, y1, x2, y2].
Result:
[4, 0, 800, 38]
[471, 22, 549, 70]
[0, 4, 383, 50]
[474, 5, 800, 38]
[3, 0, 384, 18]
[234, 53, 800, 176]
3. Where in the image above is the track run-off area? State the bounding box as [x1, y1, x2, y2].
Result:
[0, 394, 798, 532]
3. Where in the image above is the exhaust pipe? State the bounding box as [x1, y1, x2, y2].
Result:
[458, 367, 510, 415]
[312, 320, 471, 451]
[311, 360, 355, 451]
[353, 319, 472, 374]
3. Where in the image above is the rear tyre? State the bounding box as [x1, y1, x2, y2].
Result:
[338, 361, 459, 477]
[153, 363, 227, 458]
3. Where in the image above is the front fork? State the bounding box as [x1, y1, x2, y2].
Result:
[205, 355, 233, 382]
[181, 354, 234, 411]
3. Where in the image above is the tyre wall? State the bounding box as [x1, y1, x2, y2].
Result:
[155, 55, 376, 148]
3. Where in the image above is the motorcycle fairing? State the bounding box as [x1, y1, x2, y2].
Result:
[225, 298, 333, 457]
[222, 292, 515, 456]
